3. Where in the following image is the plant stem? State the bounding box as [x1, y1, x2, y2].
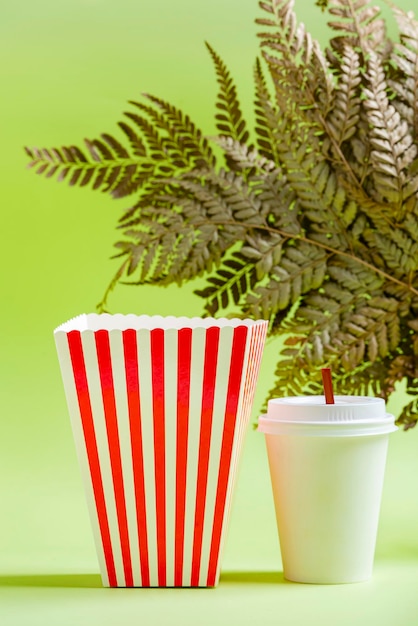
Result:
[97, 258, 129, 312]
[193, 219, 418, 298]
[98, 217, 418, 310]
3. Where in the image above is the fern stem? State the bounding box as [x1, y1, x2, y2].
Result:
[192, 219, 418, 297]
[97, 258, 130, 312]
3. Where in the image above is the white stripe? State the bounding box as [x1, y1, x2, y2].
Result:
[108, 329, 141, 586]
[182, 327, 206, 586]
[136, 329, 158, 586]
[164, 329, 178, 586]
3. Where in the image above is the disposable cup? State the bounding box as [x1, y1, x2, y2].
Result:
[54, 313, 268, 587]
[258, 396, 397, 584]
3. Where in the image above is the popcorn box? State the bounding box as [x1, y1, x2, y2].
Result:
[54, 314, 268, 587]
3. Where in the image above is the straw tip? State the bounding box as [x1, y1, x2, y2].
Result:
[321, 368, 335, 405]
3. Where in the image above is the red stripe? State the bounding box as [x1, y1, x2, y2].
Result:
[191, 327, 220, 587]
[95, 330, 133, 587]
[67, 331, 117, 587]
[207, 325, 248, 586]
[123, 329, 150, 587]
[150, 328, 166, 587]
[174, 328, 192, 586]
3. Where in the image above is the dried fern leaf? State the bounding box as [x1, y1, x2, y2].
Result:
[142, 93, 216, 168]
[115, 206, 199, 285]
[362, 52, 413, 211]
[363, 228, 418, 277]
[327, 0, 386, 54]
[205, 42, 249, 146]
[244, 241, 328, 321]
[258, 0, 315, 66]
[214, 136, 275, 176]
[195, 254, 257, 315]
[122, 110, 167, 159]
[389, 8, 418, 139]
[253, 57, 283, 163]
[326, 44, 361, 144]
[396, 396, 418, 430]
[117, 122, 147, 157]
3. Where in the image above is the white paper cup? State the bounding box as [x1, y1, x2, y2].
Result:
[54, 314, 268, 587]
[258, 396, 397, 584]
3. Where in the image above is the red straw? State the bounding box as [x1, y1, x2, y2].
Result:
[321, 368, 335, 404]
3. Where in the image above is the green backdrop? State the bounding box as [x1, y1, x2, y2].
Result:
[1, 1, 418, 624]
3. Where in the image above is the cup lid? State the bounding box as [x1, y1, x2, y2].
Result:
[258, 396, 398, 437]
[267, 395, 386, 422]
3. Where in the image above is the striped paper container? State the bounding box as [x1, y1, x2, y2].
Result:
[54, 314, 268, 587]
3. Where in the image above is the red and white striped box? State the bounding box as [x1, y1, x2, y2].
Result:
[54, 314, 268, 587]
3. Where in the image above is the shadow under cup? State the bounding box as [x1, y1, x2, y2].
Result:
[54, 313, 268, 588]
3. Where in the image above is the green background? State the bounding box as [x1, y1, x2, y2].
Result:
[1, 0, 418, 624]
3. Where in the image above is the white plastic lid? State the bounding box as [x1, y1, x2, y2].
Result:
[258, 396, 398, 437]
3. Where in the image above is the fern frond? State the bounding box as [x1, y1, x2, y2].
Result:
[274, 278, 401, 384]
[397, 395, 418, 430]
[308, 278, 401, 372]
[363, 228, 418, 277]
[338, 296, 401, 365]
[114, 198, 227, 289]
[402, 212, 418, 243]
[122, 110, 167, 160]
[268, 351, 323, 397]
[117, 122, 147, 157]
[252, 168, 299, 230]
[327, 0, 386, 54]
[100, 133, 130, 159]
[285, 256, 381, 340]
[326, 44, 361, 144]
[257, 0, 317, 67]
[253, 57, 283, 162]
[179, 168, 267, 227]
[205, 42, 249, 145]
[128, 98, 209, 169]
[195, 254, 258, 315]
[269, 351, 403, 401]
[363, 52, 414, 212]
[113, 207, 188, 283]
[122, 169, 253, 264]
[385, 349, 418, 399]
[258, 0, 334, 116]
[25, 93, 218, 199]
[141, 94, 216, 168]
[331, 360, 388, 396]
[25, 137, 147, 197]
[213, 136, 278, 190]
[389, 7, 418, 139]
[309, 39, 335, 113]
[253, 31, 358, 239]
[84, 138, 114, 161]
[244, 241, 328, 322]
[273, 139, 354, 250]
